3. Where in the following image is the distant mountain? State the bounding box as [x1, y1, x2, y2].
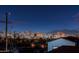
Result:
[49, 29, 79, 35]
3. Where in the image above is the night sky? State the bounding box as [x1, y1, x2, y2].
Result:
[0, 5, 79, 33]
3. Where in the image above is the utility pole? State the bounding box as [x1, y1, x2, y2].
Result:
[0, 12, 27, 52]
[5, 12, 8, 52]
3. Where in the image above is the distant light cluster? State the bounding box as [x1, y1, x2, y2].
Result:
[0, 31, 79, 40]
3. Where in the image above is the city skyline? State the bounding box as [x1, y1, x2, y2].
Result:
[0, 5, 79, 32]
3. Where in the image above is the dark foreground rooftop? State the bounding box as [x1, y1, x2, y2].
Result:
[49, 46, 79, 53]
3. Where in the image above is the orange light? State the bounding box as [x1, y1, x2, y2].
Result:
[41, 44, 45, 48]
[31, 43, 35, 48]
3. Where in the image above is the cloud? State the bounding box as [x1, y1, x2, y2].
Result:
[72, 12, 79, 24]
[73, 12, 79, 17]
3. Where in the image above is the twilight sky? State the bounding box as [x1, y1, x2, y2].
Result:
[0, 5, 79, 32]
